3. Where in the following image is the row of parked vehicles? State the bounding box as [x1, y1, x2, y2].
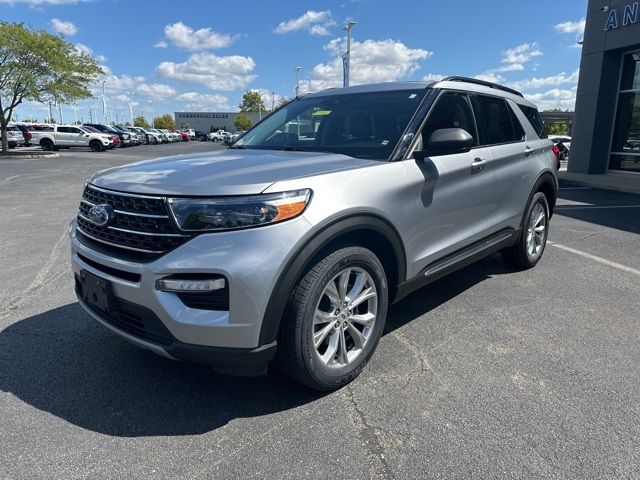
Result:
[193, 129, 245, 145]
[6, 123, 197, 152]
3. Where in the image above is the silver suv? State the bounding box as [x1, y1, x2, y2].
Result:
[70, 77, 557, 390]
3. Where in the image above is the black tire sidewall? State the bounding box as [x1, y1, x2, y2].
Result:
[295, 248, 388, 389]
[517, 192, 549, 267]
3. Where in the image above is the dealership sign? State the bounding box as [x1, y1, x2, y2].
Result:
[605, 2, 639, 30]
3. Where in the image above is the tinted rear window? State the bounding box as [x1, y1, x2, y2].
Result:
[474, 95, 524, 145]
[518, 105, 547, 139]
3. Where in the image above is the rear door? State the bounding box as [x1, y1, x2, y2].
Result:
[55, 126, 71, 146]
[471, 94, 531, 230]
[402, 91, 496, 274]
[67, 126, 87, 147]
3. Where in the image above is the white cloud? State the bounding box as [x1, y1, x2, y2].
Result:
[500, 42, 542, 68]
[175, 92, 231, 111]
[90, 71, 177, 102]
[299, 37, 431, 93]
[554, 18, 586, 35]
[157, 53, 256, 91]
[475, 42, 543, 82]
[274, 10, 335, 36]
[524, 86, 577, 111]
[153, 40, 168, 48]
[474, 72, 505, 83]
[74, 43, 92, 55]
[51, 18, 77, 36]
[423, 73, 446, 81]
[508, 69, 579, 90]
[164, 22, 235, 51]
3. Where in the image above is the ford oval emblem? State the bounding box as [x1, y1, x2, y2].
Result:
[88, 204, 114, 227]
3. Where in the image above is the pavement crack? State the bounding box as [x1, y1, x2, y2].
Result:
[0, 230, 69, 319]
[344, 385, 393, 479]
[390, 331, 433, 388]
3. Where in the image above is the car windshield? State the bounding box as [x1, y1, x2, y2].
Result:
[234, 89, 426, 160]
[82, 125, 100, 133]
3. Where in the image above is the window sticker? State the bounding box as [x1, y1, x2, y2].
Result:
[312, 110, 332, 116]
[409, 94, 417, 99]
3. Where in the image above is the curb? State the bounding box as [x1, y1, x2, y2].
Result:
[0, 153, 59, 160]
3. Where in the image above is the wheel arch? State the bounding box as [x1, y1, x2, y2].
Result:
[258, 213, 407, 346]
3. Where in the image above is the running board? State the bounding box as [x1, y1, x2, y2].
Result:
[393, 228, 518, 303]
[424, 231, 513, 278]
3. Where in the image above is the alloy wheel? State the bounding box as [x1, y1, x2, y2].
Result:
[312, 267, 378, 368]
[526, 202, 547, 261]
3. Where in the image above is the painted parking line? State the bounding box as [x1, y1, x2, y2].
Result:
[555, 205, 640, 210]
[547, 241, 640, 277]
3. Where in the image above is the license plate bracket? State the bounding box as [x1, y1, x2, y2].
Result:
[79, 269, 114, 315]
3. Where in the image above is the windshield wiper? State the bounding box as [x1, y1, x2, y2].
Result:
[228, 145, 245, 149]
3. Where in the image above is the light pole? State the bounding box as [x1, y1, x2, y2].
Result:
[148, 100, 155, 128]
[101, 80, 108, 123]
[72, 104, 78, 124]
[48, 100, 53, 124]
[343, 21, 356, 87]
[126, 91, 134, 123]
[295, 66, 301, 97]
[57, 101, 64, 124]
[89, 105, 97, 123]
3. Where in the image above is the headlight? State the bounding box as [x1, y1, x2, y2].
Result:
[167, 189, 312, 232]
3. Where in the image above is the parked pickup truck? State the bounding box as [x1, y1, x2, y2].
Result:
[39, 125, 112, 152]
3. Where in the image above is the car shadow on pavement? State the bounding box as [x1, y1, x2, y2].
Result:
[0, 256, 510, 438]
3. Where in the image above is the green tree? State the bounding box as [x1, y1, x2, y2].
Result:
[234, 114, 253, 131]
[0, 22, 102, 152]
[133, 115, 150, 128]
[153, 114, 176, 130]
[239, 90, 266, 112]
[43, 117, 56, 124]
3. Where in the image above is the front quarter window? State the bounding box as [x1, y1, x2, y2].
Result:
[235, 89, 426, 160]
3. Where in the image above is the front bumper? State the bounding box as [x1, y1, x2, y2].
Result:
[70, 216, 313, 372]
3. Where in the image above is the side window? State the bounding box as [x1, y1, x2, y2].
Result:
[474, 95, 523, 145]
[518, 105, 548, 139]
[69, 127, 81, 134]
[57, 126, 70, 133]
[421, 92, 478, 146]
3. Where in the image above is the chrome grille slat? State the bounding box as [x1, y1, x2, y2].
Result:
[76, 184, 193, 260]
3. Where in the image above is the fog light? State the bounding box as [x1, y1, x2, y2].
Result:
[155, 278, 226, 293]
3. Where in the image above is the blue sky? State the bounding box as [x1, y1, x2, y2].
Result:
[1, 0, 587, 124]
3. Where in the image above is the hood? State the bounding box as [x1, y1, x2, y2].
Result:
[89, 148, 380, 196]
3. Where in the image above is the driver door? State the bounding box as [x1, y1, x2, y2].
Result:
[402, 91, 497, 275]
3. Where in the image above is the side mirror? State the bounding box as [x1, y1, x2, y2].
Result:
[413, 128, 474, 159]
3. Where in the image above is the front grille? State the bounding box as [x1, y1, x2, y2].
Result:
[76, 184, 192, 261]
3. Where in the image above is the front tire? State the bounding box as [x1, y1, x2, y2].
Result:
[89, 140, 103, 152]
[502, 191, 550, 269]
[278, 246, 388, 391]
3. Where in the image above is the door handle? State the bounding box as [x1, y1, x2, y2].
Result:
[471, 157, 487, 171]
[524, 146, 534, 157]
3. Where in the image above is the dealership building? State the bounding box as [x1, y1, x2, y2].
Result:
[174, 112, 262, 133]
[571, 0, 640, 183]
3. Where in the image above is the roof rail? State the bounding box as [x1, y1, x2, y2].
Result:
[440, 76, 524, 98]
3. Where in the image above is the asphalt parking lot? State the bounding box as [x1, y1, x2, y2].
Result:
[1, 142, 639, 479]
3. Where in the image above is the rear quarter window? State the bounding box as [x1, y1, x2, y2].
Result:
[518, 105, 547, 139]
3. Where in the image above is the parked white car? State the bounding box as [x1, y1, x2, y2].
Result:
[38, 124, 111, 152]
[185, 129, 195, 139]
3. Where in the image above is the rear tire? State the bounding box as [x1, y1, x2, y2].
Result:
[40, 139, 54, 151]
[502, 191, 549, 269]
[278, 246, 388, 391]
